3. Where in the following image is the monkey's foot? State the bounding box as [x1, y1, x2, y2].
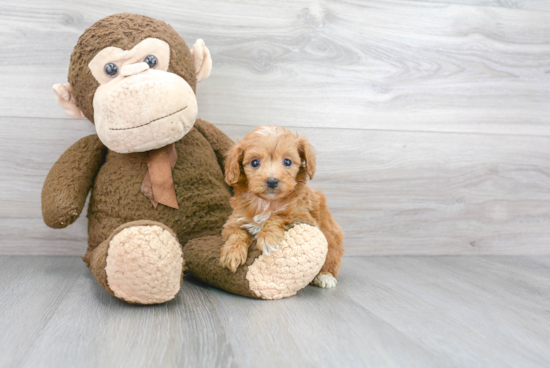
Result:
[85, 221, 184, 304]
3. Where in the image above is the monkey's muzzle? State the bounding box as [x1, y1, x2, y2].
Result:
[93, 69, 198, 154]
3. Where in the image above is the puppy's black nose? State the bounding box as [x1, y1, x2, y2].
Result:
[266, 178, 279, 189]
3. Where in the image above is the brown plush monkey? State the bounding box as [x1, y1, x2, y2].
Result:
[43, 13, 328, 303]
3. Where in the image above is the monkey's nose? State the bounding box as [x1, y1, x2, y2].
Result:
[121, 62, 150, 77]
[266, 178, 279, 189]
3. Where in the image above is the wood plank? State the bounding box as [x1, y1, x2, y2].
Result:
[0, 0, 549, 135]
[1, 118, 549, 256]
[410, 0, 550, 12]
[199, 275, 446, 368]
[0, 256, 237, 368]
[1, 256, 549, 367]
[341, 256, 550, 367]
[0, 256, 84, 367]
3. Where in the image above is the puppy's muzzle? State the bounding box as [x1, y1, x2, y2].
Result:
[266, 178, 279, 189]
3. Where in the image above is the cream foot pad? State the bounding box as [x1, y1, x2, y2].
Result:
[105, 225, 184, 304]
[246, 224, 328, 300]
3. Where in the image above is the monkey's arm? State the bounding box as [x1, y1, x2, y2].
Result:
[194, 119, 234, 174]
[42, 135, 106, 229]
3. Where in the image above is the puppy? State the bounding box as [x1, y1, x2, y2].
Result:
[220, 126, 344, 288]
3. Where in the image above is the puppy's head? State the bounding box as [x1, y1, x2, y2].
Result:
[225, 126, 316, 200]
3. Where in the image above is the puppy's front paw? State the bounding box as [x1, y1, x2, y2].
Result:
[312, 272, 337, 288]
[256, 231, 282, 255]
[220, 238, 248, 273]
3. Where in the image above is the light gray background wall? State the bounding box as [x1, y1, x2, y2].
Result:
[1, 0, 549, 255]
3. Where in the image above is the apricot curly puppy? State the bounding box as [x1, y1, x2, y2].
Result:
[220, 126, 344, 288]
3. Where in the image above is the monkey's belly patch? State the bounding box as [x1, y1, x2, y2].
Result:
[245, 224, 328, 300]
[105, 225, 183, 304]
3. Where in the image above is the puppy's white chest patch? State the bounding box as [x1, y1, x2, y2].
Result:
[239, 213, 271, 238]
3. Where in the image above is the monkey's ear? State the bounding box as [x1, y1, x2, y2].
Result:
[52, 83, 85, 119]
[225, 141, 243, 187]
[190, 39, 212, 83]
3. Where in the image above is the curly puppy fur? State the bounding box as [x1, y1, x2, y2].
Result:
[220, 126, 344, 284]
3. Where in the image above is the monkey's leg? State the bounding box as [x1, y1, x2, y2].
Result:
[184, 223, 328, 300]
[83, 220, 184, 304]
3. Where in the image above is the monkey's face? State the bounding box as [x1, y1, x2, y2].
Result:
[53, 15, 213, 154]
[89, 38, 197, 153]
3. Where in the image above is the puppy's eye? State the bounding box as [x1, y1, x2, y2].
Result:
[283, 159, 292, 167]
[104, 63, 118, 77]
[251, 160, 260, 168]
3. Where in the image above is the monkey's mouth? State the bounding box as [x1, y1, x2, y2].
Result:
[109, 106, 187, 131]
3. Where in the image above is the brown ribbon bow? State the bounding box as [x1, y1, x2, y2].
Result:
[141, 143, 179, 209]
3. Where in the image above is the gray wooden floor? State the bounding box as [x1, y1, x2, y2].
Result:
[1, 256, 549, 368]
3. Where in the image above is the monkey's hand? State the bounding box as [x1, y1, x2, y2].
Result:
[42, 135, 105, 229]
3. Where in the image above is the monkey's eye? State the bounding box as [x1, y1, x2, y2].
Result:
[251, 160, 260, 168]
[144, 55, 158, 69]
[283, 159, 292, 167]
[104, 63, 118, 77]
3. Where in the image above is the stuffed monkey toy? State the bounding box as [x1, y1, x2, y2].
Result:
[43, 13, 328, 303]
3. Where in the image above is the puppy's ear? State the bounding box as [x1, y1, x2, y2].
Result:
[298, 136, 316, 180]
[225, 141, 243, 186]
